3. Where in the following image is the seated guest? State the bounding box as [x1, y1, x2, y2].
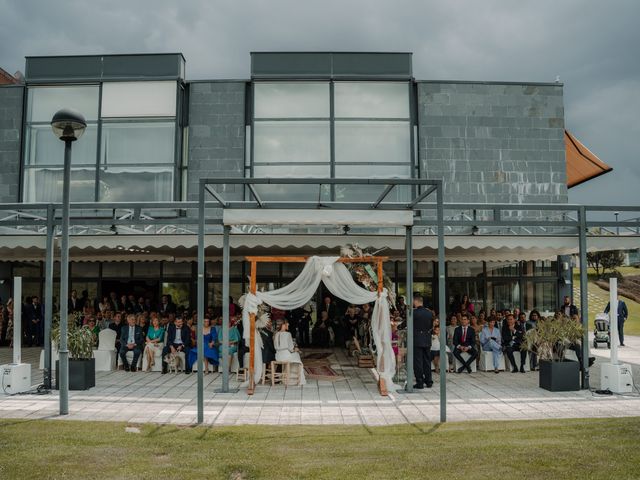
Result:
[312, 311, 331, 348]
[162, 316, 192, 374]
[143, 316, 165, 372]
[258, 316, 276, 366]
[446, 314, 458, 349]
[452, 314, 477, 373]
[274, 320, 306, 385]
[187, 317, 219, 373]
[503, 314, 526, 373]
[525, 310, 539, 370]
[109, 313, 123, 352]
[480, 317, 503, 373]
[431, 325, 453, 373]
[119, 314, 144, 372]
[86, 316, 100, 348]
[137, 314, 149, 339]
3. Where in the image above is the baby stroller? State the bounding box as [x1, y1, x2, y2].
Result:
[593, 313, 610, 349]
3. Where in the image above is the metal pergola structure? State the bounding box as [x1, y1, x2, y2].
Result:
[0, 179, 638, 425]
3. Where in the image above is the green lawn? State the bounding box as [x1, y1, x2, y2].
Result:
[1, 418, 640, 479]
[574, 269, 640, 336]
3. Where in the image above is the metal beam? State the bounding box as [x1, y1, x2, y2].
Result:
[196, 182, 205, 424]
[578, 206, 590, 389]
[405, 225, 414, 393]
[408, 184, 437, 208]
[221, 225, 231, 392]
[436, 182, 447, 423]
[371, 184, 395, 208]
[43, 205, 54, 390]
[247, 184, 264, 208]
[204, 185, 228, 208]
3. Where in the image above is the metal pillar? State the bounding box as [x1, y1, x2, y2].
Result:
[59, 139, 72, 415]
[578, 206, 590, 389]
[436, 182, 447, 422]
[196, 183, 205, 424]
[221, 225, 231, 392]
[405, 225, 414, 392]
[43, 205, 54, 390]
[12, 277, 21, 364]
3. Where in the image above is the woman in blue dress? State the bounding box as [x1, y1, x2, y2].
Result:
[187, 317, 219, 373]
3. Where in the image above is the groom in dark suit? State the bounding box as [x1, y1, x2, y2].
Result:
[413, 294, 434, 389]
[453, 314, 477, 373]
[119, 314, 144, 372]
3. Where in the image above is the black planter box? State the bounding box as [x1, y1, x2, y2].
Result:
[55, 358, 95, 391]
[539, 359, 580, 391]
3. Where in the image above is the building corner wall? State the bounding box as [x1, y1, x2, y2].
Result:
[417, 82, 567, 205]
[186, 82, 246, 202]
[0, 86, 24, 203]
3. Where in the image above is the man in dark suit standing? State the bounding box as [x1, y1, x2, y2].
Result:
[560, 296, 579, 318]
[119, 314, 144, 372]
[24, 296, 43, 347]
[161, 317, 192, 374]
[605, 299, 629, 346]
[68, 289, 83, 314]
[453, 314, 477, 373]
[412, 294, 433, 389]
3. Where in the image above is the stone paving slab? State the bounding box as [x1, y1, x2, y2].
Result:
[1, 339, 639, 425]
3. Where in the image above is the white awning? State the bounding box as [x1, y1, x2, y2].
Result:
[1, 234, 637, 262]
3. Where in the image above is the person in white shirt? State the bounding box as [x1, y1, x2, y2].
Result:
[274, 320, 306, 385]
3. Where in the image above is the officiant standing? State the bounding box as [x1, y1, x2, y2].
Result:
[413, 294, 433, 389]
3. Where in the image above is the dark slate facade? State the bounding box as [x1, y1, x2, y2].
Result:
[0, 85, 23, 203]
[417, 81, 567, 205]
[186, 81, 245, 201]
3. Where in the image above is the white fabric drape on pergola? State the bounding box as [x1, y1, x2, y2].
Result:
[241, 256, 397, 388]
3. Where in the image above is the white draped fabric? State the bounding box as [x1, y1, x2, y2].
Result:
[241, 256, 397, 389]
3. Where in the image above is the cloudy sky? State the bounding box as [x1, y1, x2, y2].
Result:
[1, 0, 638, 211]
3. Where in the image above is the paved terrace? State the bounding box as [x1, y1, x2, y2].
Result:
[1, 337, 639, 425]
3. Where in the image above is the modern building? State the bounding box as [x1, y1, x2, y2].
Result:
[0, 52, 632, 315]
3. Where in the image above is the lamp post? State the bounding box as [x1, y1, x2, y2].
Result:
[614, 211, 620, 235]
[51, 109, 86, 415]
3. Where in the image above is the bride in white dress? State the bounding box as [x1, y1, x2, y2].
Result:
[274, 320, 306, 385]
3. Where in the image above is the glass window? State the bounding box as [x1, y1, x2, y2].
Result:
[98, 166, 173, 202]
[253, 121, 330, 164]
[24, 167, 96, 203]
[486, 262, 520, 277]
[523, 281, 557, 314]
[101, 122, 175, 165]
[447, 262, 484, 277]
[335, 121, 410, 163]
[207, 282, 244, 309]
[13, 262, 41, 277]
[282, 262, 304, 278]
[162, 282, 190, 309]
[71, 263, 99, 277]
[523, 260, 557, 277]
[254, 82, 330, 118]
[487, 281, 520, 311]
[27, 85, 99, 122]
[71, 281, 98, 305]
[133, 262, 161, 278]
[447, 279, 484, 313]
[101, 81, 177, 118]
[163, 262, 192, 277]
[102, 263, 131, 278]
[334, 82, 409, 118]
[24, 124, 98, 166]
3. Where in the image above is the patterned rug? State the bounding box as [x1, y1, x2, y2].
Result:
[304, 364, 345, 381]
[303, 352, 333, 360]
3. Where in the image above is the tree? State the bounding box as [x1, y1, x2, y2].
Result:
[586, 250, 625, 278]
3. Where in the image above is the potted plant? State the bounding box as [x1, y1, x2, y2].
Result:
[52, 313, 96, 390]
[522, 315, 584, 392]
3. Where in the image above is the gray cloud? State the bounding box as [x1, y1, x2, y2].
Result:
[1, 0, 638, 207]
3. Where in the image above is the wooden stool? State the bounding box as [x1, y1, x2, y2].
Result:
[271, 361, 290, 386]
[261, 363, 274, 385]
[237, 367, 248, 382]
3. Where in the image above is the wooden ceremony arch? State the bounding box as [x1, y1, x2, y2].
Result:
[244, 255, 390, 396]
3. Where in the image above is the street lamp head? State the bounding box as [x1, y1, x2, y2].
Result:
[51, 108, 87, 141]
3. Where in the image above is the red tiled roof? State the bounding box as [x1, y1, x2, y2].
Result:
[565, 130, 612, 188]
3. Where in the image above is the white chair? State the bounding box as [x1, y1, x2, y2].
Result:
[124, 350, 144, 370]
[141, 343, 164, 372]
[454, 352, 477, 373]
[93, 329, 117, 372]
[39, 342, 59, 371]
[565, 349, 579, 362]
[479, 350, 505, 371]
[505, 351, 530, 372]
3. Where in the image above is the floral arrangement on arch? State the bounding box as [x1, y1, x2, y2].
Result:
[340, 243, 396, 307]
